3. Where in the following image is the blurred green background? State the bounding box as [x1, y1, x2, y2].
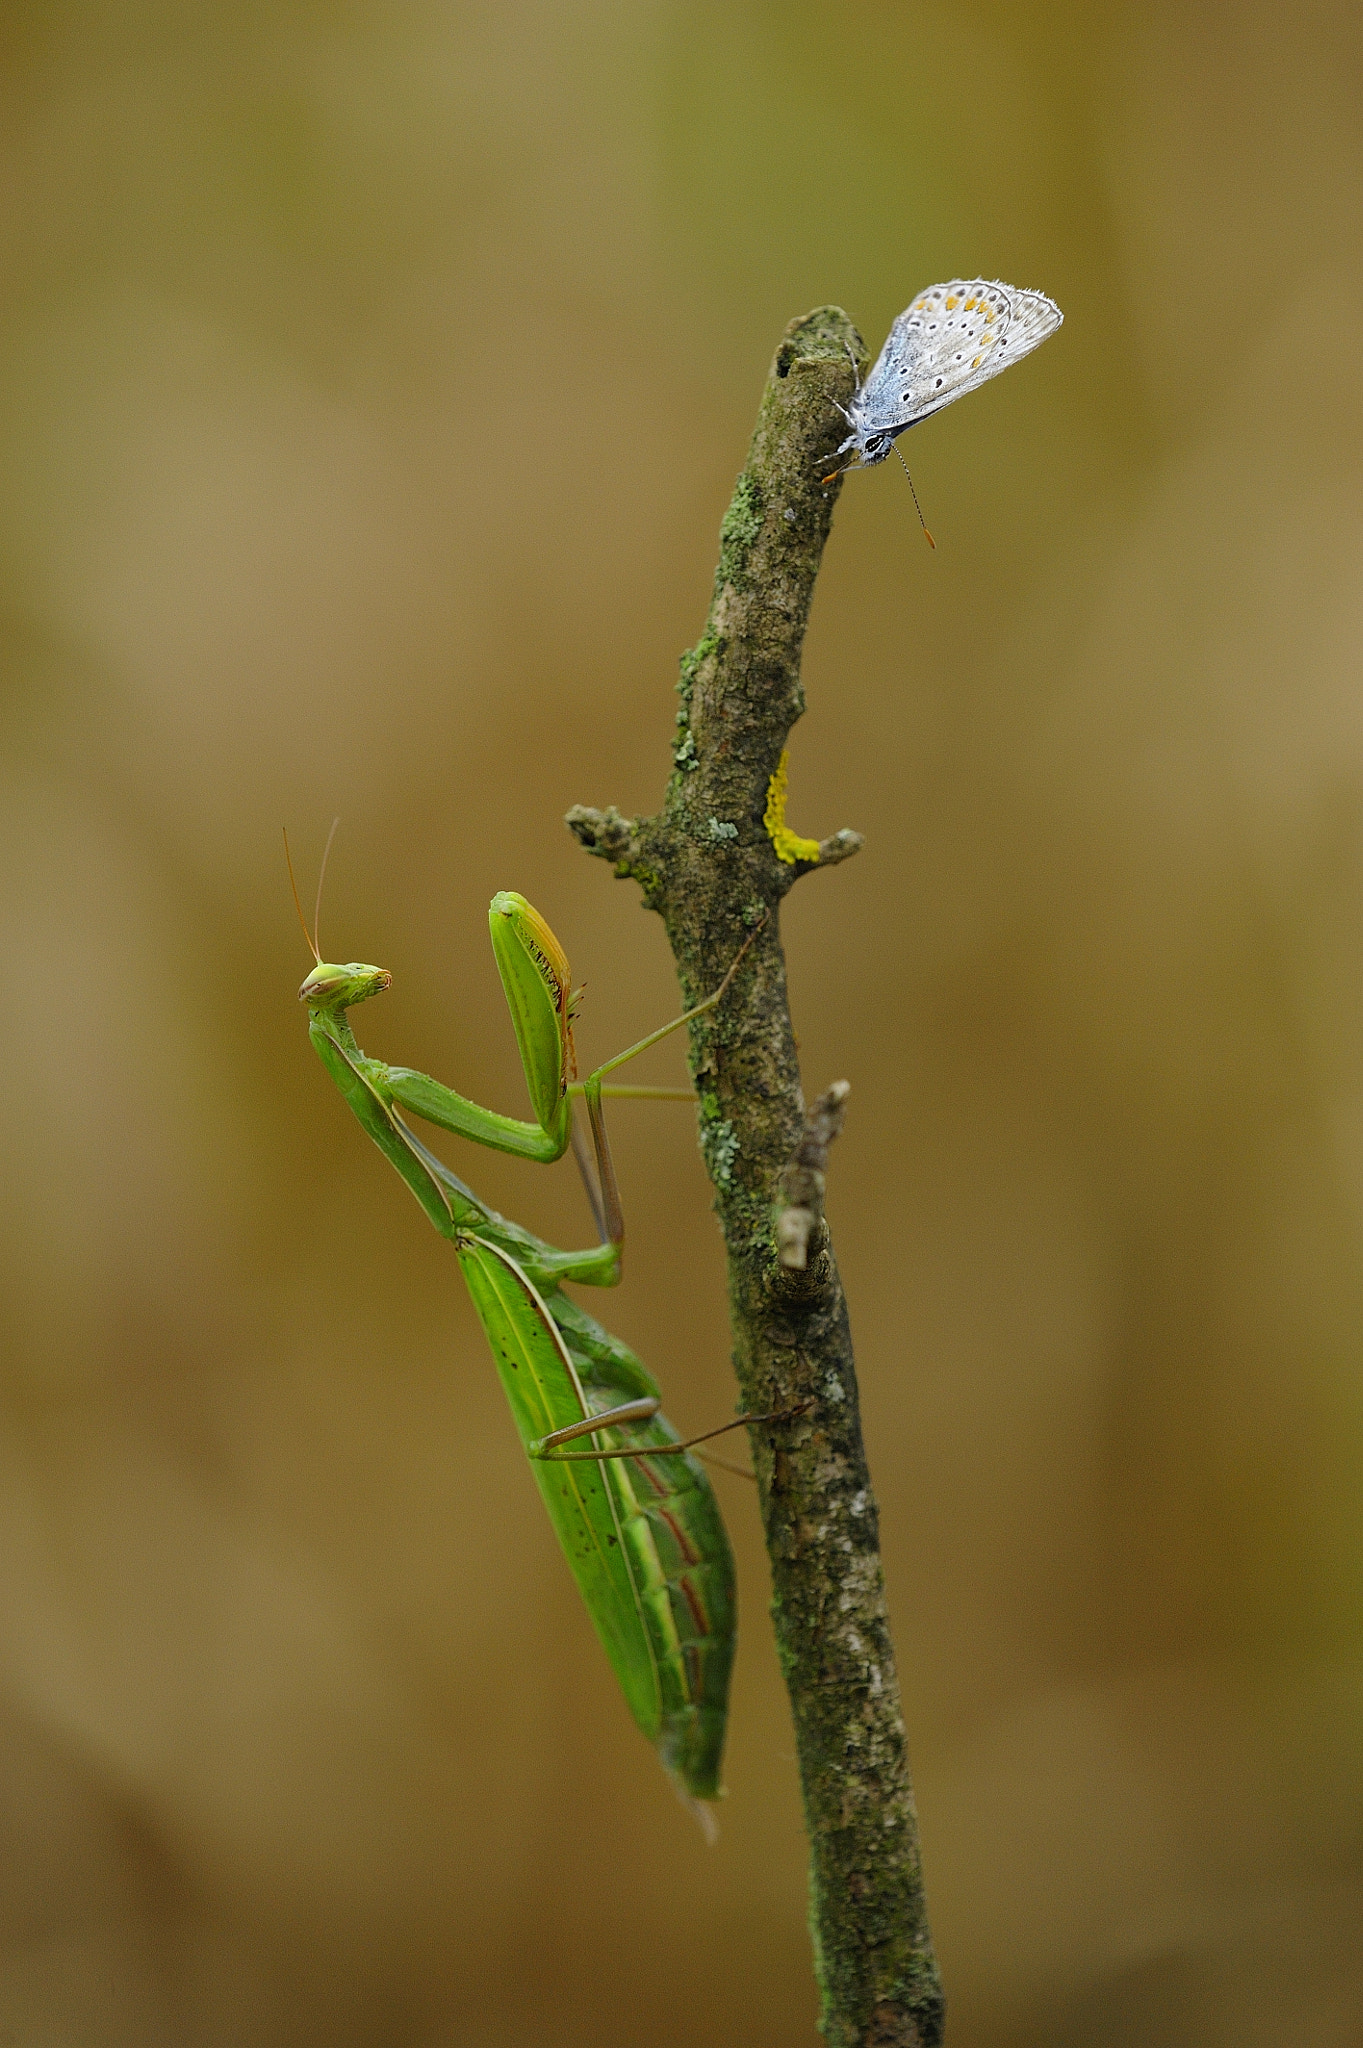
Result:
[1, 1, 1361, 2042]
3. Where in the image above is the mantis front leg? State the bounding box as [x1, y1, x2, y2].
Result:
[354, 890, 763, 1269]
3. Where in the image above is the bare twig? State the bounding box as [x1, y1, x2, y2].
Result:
[569, 308, 943, 2048]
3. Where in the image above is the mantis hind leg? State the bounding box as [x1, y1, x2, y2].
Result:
[528, 1399, 810, 1463]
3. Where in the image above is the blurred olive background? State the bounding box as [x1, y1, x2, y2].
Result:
[1, 1, 1361, 2043]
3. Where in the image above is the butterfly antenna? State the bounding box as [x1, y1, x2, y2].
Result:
[283, 827, 320, 963]
[313, 815, 340, 960]
[892, 444, 935, 548]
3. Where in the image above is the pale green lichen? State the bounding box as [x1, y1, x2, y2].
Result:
[673, 732, 699, 771]
[676, 625, 718, 711]
[706, 818, 738, 842]
[717, 472, 763, 588]
[701, 1116, 739, 1184]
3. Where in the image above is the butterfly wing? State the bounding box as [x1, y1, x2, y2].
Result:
[859, 279, 1062, 435]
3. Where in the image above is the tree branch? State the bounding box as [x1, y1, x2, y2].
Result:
[569, 307, 943, 2047]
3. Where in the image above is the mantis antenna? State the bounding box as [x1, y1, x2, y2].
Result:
[282, 826, 320, 964]
[313, 816, 340, 960]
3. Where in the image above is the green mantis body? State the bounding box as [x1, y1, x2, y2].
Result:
[299, 891, 743, 1810]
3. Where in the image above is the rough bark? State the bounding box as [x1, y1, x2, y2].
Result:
[567, 307, 944, 2046]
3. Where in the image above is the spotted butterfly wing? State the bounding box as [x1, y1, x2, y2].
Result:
[856, 279, 1062, 440]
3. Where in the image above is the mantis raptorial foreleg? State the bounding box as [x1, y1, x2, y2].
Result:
[350, 888, 762, 1264]
[290, 850, 778, 1811]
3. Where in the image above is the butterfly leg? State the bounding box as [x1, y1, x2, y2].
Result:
[811, 431, 857, 472]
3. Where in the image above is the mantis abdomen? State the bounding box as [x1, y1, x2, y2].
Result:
[459, 1239, 735, 1803]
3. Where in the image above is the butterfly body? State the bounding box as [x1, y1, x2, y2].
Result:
[837, 278, 1062, 470]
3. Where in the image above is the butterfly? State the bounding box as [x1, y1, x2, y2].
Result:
[830, 279, 1062, 474]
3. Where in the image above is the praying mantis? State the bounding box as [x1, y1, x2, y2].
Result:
[292, 847, 773, 1823]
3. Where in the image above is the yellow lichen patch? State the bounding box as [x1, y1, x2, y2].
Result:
[764, 751, 821, 865]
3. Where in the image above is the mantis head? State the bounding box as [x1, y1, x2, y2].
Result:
[298, 960, 392, 1009]
[286, 824, 391, 1012]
